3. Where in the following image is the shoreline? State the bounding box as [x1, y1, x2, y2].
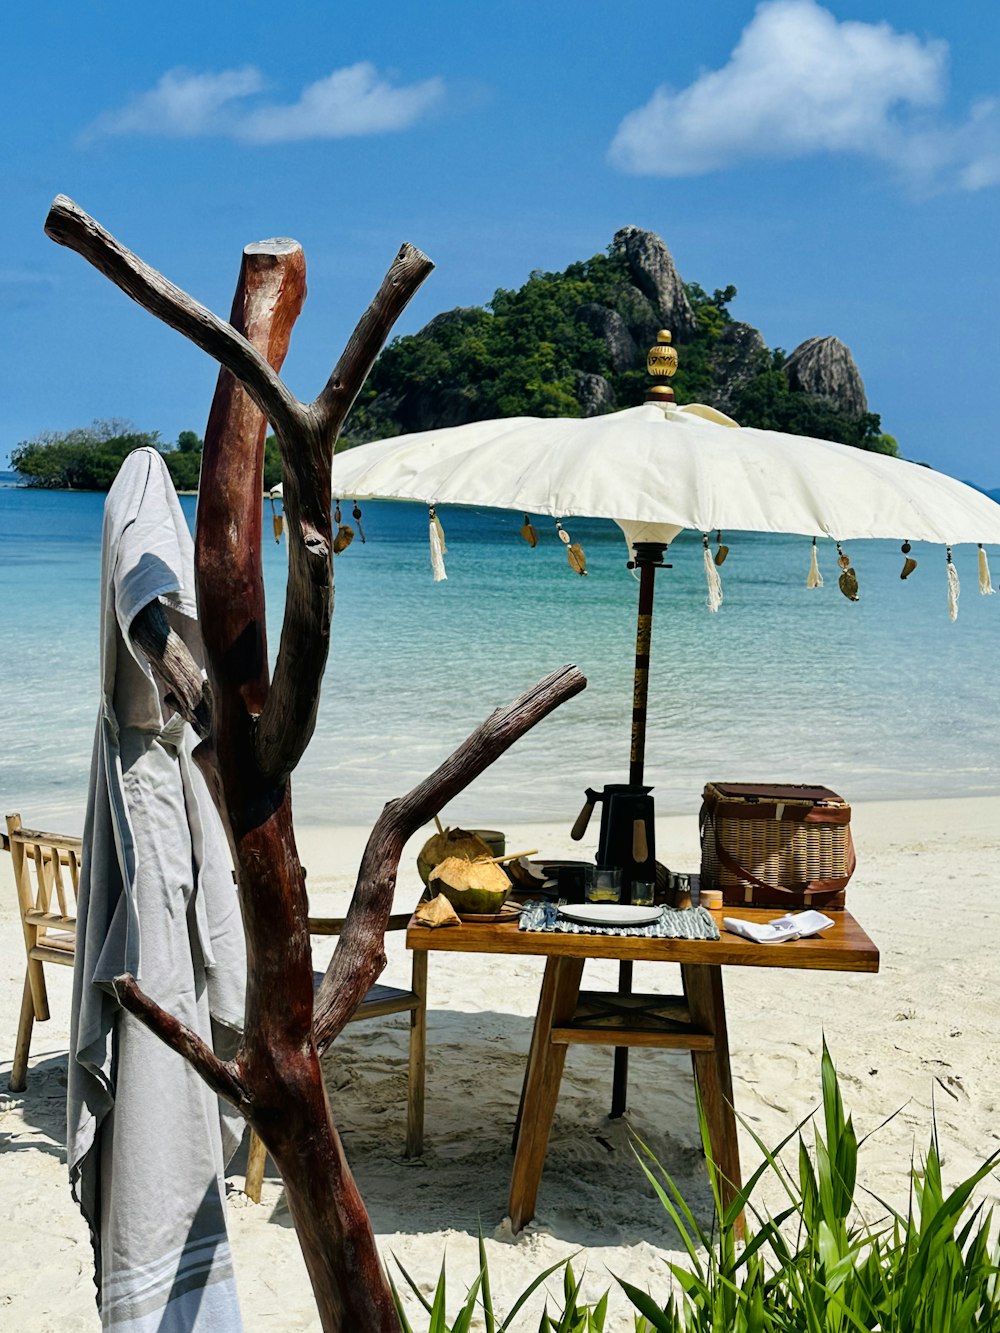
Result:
[3, 793, 998, 1329]
[292, 792, 1000, 888]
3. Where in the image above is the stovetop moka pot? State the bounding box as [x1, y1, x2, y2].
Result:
[570, 782, 657, 901]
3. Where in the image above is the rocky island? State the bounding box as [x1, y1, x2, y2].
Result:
[344, 225, 896, 455]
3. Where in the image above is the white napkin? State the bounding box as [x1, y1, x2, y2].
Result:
[723, 909, 835, 944]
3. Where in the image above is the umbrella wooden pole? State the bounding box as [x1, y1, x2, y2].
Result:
[628, 548, 662, 787]
[613, 542, 666, 1118]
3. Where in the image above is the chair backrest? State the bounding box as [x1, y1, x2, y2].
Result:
[6, 813, 83, 952]
[307, 911, 413, 938]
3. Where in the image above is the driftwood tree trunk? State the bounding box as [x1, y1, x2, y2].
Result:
[46, 197, 587, 1331]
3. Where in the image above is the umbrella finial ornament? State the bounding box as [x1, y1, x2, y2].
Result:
[702, 533, 723, 612]
[807, 536, 824, 588]
[900, 541, 917, 580]
[978, 544, 996, 595]
[714, 530, 729, 566]
[645, 329, 678, 405]
[520, 513, 539, 548]
[947, 546, 960, 621]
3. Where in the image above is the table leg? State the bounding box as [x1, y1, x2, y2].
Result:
[508, 956, 585, 1232]
[610, 961, 632, 1117]
[680, 963, 743, 1236]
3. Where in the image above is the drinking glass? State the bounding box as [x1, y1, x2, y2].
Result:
[630, 879, 655, 906]
[585, 866, 621, 904]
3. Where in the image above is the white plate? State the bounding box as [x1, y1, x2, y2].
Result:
[557, 904, 662, 927]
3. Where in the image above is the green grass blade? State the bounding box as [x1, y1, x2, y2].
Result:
[387, 1267, 418, 1333]
[498, 1255, 582, 1331]
[614, 1276, 674, 1331]
[392, 1252, 437, 1316]
[478, 1225, 496, 1333]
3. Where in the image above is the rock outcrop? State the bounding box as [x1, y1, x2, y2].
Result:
[709, 322, 769, 417]
[785, 336, 868, 417]
[576, 303, 638, 372]
[613, 226, 697, 341]
[574, 371, 615, 417]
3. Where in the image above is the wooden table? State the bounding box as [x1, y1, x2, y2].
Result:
[407, 907, 878, 1231]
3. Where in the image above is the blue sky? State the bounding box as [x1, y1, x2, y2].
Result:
[3, 0, 998, 483]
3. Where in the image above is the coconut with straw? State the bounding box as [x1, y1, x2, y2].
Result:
[416, 818, 494, 886]
[427, 856, 512, 915]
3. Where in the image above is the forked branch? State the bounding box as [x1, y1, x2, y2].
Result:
[44, 196, 306, 446]
[254, 241, 434, 781]
[312, 243, 435, 436]
[130, 600, 212, 738]
[111, 974, 248, 1108]
[313, 664, 587, 1051]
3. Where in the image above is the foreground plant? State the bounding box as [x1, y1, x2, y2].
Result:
[621, 1043, 1000, 1331]
[391, 1233, 608, 1333]
[396, 1049, 1000, 1331]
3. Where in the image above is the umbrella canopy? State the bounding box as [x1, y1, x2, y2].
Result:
[331, 401, 1000, 551]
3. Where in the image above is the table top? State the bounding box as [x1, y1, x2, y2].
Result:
[407, 905, 879, 973]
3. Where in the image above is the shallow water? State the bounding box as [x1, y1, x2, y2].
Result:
[1, 479, 997, 830]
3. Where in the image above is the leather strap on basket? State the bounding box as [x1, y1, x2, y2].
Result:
[701, 805, 856, 901]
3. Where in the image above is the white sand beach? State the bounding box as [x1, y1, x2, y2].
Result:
[2, 795, 998, 1331]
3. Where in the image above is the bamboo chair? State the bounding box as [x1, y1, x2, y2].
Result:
[243, 911, 428, 1202]
[5, 813, 83, 1092]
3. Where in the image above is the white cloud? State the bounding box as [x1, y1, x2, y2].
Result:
[85, 63, 444, 144]
[86, 67, 266, 140]
[609, 0, 1000, 193]
[240, 64, 444, 143]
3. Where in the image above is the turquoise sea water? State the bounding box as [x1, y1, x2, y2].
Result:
[1, 473, 998, 831]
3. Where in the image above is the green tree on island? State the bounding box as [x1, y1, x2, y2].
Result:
[9, 422, 285, 492]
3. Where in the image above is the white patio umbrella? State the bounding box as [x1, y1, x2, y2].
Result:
[331, 338, 1000, 1112]
[332, 373, 1000, 784]
[331, 398, 1000, 552]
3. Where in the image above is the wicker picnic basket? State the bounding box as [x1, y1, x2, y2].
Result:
[699, 782, 855, 910]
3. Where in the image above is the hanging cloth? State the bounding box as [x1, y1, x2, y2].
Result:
[68, 448, 246, 1333]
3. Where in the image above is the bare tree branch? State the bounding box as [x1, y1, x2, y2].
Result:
[313, 665, 587, 1051]
[111, 974, 248, 1108]
[44, 197, 308, 446]
[255, 242, 434, 782]
[129, 599, 212, 738]
[312, 242, 434, 437]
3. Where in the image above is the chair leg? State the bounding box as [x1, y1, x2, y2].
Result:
[244, 1129, 268, 1203]
[405, 951, 428, 1157]
[11, 973, 35, 1092]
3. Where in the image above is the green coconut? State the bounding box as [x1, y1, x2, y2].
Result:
[416, 826, 493, 886]
[428, 855, 511, 915]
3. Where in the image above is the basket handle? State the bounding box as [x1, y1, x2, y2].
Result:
[705, 809, 856, 898]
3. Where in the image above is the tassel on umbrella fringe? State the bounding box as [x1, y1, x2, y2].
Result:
[702, 534, 723, 612]
[979, 544, 995, 595]
[946, 547, 960, 622]
[429, 506, 447, 582]
[806, 537, 823, 588]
